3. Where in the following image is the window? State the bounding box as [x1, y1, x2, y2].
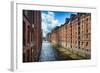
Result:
[86, 29, 88, 33]
[86, 18, 88, 22]
[86, 42, 88, 46]
[81, 42, 83, 45]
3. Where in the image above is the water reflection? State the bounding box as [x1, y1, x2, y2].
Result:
[39, 41, 58, 62]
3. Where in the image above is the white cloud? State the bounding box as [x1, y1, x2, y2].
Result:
[51, 19, 59, 28]
[42, 11, 59, 37]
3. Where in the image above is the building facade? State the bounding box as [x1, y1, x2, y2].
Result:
[48, 13, 91, 58]
[66, 21, 71, 48]
[23, 10, 42, 62]
[79, 13, 91, 54]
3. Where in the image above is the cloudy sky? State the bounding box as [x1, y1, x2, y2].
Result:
[41, 11, 77, 37]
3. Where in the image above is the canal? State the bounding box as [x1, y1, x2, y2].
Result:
[38, 39, 88, 62]
[39, 41, 59, 62]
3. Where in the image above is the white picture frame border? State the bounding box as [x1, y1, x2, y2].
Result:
[11, 1, 97, 72]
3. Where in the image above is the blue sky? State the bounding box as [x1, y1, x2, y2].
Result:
[41, 11, 77, 37]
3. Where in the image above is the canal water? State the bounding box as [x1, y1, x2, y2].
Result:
[39, 41, 58, 62]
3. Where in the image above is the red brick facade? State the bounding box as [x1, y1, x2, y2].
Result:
[47, 13, 91, 57]
[23, 10, 42, 62]
[79, 13, 91, 53]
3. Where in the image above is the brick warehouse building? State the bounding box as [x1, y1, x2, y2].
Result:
[23, 10, 42, 62]
[66, 19, 71, 48]
[70, 14, 79, 50]
[79, 13, 91, 54]
[47, 13, 91, 58]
